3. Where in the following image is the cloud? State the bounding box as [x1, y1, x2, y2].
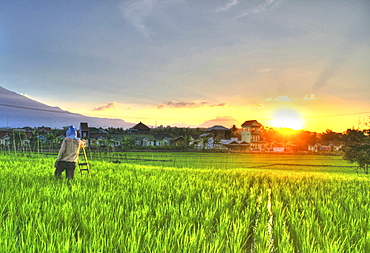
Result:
[274, 96, 291, 102]
[304, 93, 316, 100]
[266, 94, 316, 102]
[157, 101, 228, 109]
[238, 0, 283, 17]
[216, 0, 240, 12]
[266, 96, 298, 102]
[120, 0, 155, 37]
[92, 102, 119, 111]
[255, 104, 265, 109]
[119, 0, 183, 37]
[20, 93, 30, 98]
[259, 68, 273, 73]
[210, 102, 228, 107]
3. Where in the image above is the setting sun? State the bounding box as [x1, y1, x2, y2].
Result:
[270, 108, 304, 130]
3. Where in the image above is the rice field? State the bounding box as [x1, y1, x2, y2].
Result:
[0, 152, 369, 252]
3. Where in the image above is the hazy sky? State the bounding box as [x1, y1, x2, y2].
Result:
[1, 0, 369, 132]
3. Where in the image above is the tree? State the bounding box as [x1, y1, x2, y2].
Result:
[230, 125, 241, 139]
[183, 135, 192, 149]
[201, 136, 210, 150]
[212, 138, 222, 149]
[121, 136, 135, 149]
[343, 129, 366, 144]
[320, 129, 343, 142]
[261, 127, 280, 142]
[292, 130, 318, 151]
[342, 129, 370, 174]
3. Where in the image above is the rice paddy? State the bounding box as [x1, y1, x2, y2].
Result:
[0, 152, 369, 252]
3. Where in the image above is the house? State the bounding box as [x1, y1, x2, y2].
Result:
[80, 122, 89, 139]
[0, 130, 12, 146]
[0, 128, 34, 150]
[201, 136, 250, 151]
[312, 141, 342, 153]
[37, 126, 52, 133]
[221, 138, 250, 151]
[285, 141, 299, 152]
[127, 122, 151, 134]
[197, 134, 214, 149]
[195, 125, 232, 149]
[268, 140, 285, 152]
[35, 127, 52, 143]
[152, 134, 171, 146]
[172, 135, 199, 148]
[266, 139, 301, 152]
[88, 128, 108, 147]
[87, 130, 172, 148]
[196, 125, 253, 150]
[172, 136, 186, 146]
[130, 134, 171, 147]
[241, 120, 267, 151]
[204, 125, 232, 140]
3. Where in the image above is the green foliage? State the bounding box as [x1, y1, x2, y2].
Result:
[320, 129, 343, 142]
[151, 125, 204, 136]
[342, 129, 370, 174]
[120, 136, 135, 149]
[343, 143, 370, 174]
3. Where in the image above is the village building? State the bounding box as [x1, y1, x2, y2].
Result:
[81, 122, 172, 148]
[87, 128, 109, 147]
[79, 122, 89, 139]
[199, 124, 256, 151]
[1, 120, 345, 153]
[203, 125, 232, 139]
[220, 138, 250, 151]
[172, 135, 199, 148]
[127, 122, 151, 134]
[311, 141, 343, 153]
[267, 140, 299, 152]
[37, 126, 52, 133]
[241, 120, 267, 151]
[0, 129, 12, 146]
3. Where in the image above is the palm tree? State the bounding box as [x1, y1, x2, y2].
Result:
[121, 136, 134, 149]
[201, 136, 210, 150]
[184, 135, 192, 149]
[213, 138, 222, 149]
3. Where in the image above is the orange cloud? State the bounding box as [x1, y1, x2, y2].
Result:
[92, 102, 118, 111]
[304, 93, 316, 100]
[157, 101, 227, 109]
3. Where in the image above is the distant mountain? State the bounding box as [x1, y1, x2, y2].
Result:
[0, 86, 134, 128]
[199, 116, 241, 128]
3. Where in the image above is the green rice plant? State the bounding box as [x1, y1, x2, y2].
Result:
[0, 152, 369, 252]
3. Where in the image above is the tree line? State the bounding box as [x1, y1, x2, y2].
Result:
[1, 123, 369, 174]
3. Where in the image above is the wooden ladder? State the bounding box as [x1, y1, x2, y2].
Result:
[78, 147, 91, 175]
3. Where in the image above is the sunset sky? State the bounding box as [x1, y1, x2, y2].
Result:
[1, 0, 369, 132]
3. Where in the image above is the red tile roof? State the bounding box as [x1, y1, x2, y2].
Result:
[241, 120, 262, 127]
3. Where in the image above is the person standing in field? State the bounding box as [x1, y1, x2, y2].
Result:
[54, 125, 86, 179]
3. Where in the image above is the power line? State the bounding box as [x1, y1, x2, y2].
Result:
[302, 112, 370, 119]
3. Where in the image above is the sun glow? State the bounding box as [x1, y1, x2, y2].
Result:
[270, 108, 304, 131]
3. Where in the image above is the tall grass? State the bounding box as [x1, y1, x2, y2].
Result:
[0, 153, 369, 252]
